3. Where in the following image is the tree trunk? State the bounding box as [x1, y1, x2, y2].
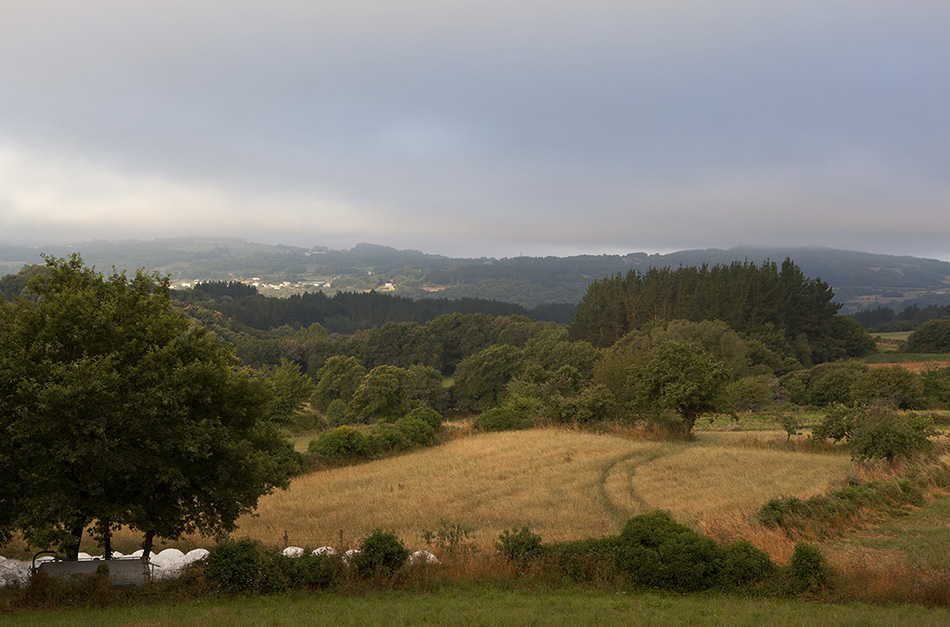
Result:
[66, 518, 85, 560]
[142, 531, 154, 562]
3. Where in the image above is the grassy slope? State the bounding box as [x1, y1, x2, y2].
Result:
[5, 587, 950, 626]
[231, 429, 848, 555]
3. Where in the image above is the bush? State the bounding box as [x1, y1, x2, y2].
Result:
[544, 537, 621, 584]
[906, 317, 950, 353]
[724, 375, 776, 413]
[808, 361, 867, 406]
[402, 406, 443, 430]
[308, 426, 369, 459]
[204, 539, 269, 595]
[616, 511, 725, 592]
[352, 529, 410, 577]
[787, 543, 831, 595]
[850, 366, 924, 409]
[275, 553, 339, 590]
[326, 398, 348, 427]
[423, 518, 479, 557]
[394, 415, 437, 447]
[472, 406, 527, 432]
[495, 527, 544, 568]
[849, 408, 935, 462]
[368, 422, 409, 453]
[719, 540, 777, 588]
[812, 404, 855, 442]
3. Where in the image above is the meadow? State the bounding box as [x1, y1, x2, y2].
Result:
[233, 427, 851, 561]
[6, 586, 950, 626]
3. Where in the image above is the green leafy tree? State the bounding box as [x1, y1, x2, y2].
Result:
[345, 365, 416, 423]
[906, 318, 950, 353]
[261, 359, 315, 422]
[807, 360, 868, 406]
[849, 407, 935, 462]
[850, 365, 924, 410]
[633, 341, 729, 434]
[0, 255, 297, 558]
[453, 345, 527, 412]
[311, 355, 366, 412]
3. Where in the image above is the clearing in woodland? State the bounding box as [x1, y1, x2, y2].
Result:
[233, 428, 851, 555]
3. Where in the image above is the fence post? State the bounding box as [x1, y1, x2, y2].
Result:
[340, 529, 344, 552]
[283, 530, 288, 549]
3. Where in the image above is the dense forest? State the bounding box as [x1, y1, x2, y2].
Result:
[851, 303, 950, 332]
[567, 258, 873, 366]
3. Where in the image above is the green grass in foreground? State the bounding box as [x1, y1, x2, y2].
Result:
[4, 586, 950, 627]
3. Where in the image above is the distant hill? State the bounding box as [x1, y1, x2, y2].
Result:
[2, 238, 948, 313]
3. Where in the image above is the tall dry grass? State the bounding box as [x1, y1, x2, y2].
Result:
[234, 428, 852, 556]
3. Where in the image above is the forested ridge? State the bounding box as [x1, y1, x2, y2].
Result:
[3, 239, 949, 312]
[567, 258, 869, 366]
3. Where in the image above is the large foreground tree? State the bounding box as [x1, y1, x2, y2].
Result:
[0, 255, 298, 559]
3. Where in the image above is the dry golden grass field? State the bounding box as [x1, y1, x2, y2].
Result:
[234, 428, 851, 560]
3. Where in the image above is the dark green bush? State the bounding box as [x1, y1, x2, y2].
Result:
[326, 398, 348, 426]
[616, 511, 725, 592]
[719, 540, 777, 588]
[394, 415, 437, 446]
[787, 543, 831, 595]
[544, 536, 621, 584]
[849, 409, 935, 462]
[368, 422, 408, 453]
[204, 539, 269, 595]
[353, 529, 410, 577]
[472, 406, 526, 432]
[495, 527, 544, 568]
[402, 406, 443, 430]
[812, 404, 855, 442]
[275, 553, 339, 590]
[308, 426, 369, 459]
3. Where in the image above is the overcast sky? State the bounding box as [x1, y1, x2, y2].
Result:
[1, 1, 948, 260]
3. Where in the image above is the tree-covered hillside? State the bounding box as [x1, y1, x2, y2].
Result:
[2, 239, 949, 312]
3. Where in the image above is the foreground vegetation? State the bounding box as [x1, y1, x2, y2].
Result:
[6, 585, 950, 627]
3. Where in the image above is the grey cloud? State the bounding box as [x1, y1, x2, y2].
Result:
[0, 1, 948, 259]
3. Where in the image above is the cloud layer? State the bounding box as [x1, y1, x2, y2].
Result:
[1, 1, 948, 258]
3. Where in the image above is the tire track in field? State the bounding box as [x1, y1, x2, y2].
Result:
[596, 444, 679, 526]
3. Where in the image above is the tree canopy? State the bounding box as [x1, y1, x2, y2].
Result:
[568, 259, 870, 366]
[0, 255, 298, 558]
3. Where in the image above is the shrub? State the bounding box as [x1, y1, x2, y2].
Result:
[308, 426, 369, 459]
[353, 529, 410, 577]
[326, 398, 348, 427]
[850, 366, 924, 409]
[394, 415, 437, 447]
[204, 539, 268, 595]
[616, 511, 725, 592]
[402, 406, 443, 430]
[808, 361, 867, 406]
[724, 375, 776, 413]
[544, 537, 621, 584]
[275, 553, 339, 590]
[495, 527, 544, 568]
[922, 366, 950, 406]
[368, 422, 409, 454]
[906, 317, 950, 353]
[812, 404, 855, 442]
[472, 406, 526, 432]
[849, 408, 935, 462]
[423, 518, 479, 557]
[787, 543, 831, 595]
[719, 540, 777, 588]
